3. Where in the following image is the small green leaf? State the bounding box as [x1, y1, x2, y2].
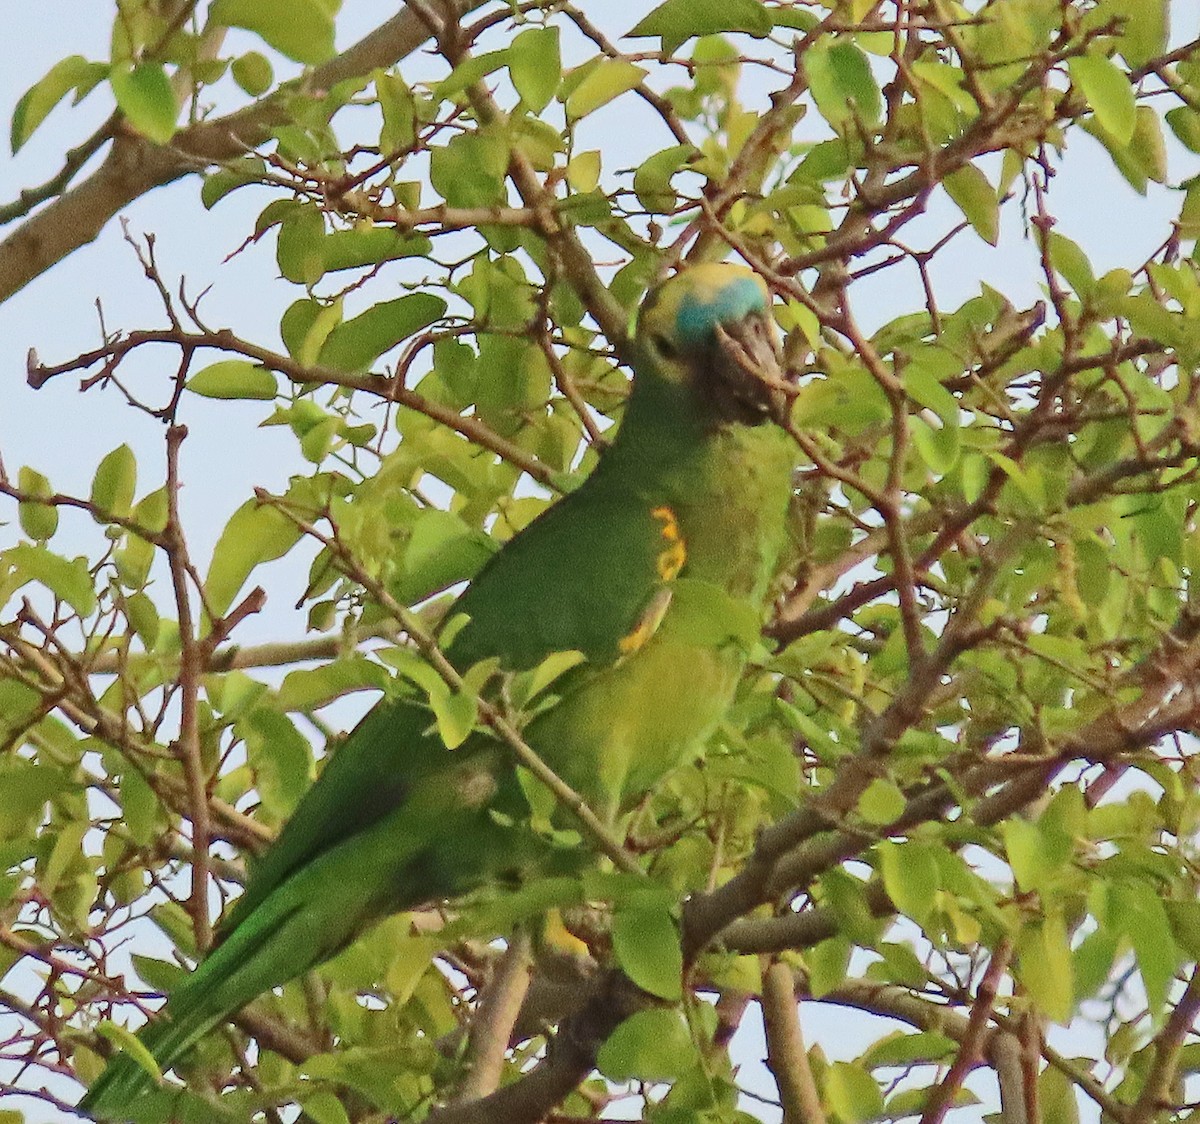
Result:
[299, 1091, 353, 1124]
[321, 227, 430, 273]
[94, 1020, 163, 1084]
[944, 163, 999, 245]
[17, 467, 57, 541]
[627, 0, 772, 55]
[509, 27, 560, 112]
[826, 1060, 886, 1123]
[632, 144, 695, 211]
[318, 294, 446, 372]
[204, 498, 302, 616]
[1167, 107, 1200, 154]
[4, 544, 96, 617]
[90, 445, 137, 520]
[1069, 53, 1136, 145]
[1047, 232, 1095, 297]
[857, 778, 905, 825]
[1002, 817, 1049, 892]
[565, 59, 646, 121]
[1016, 912, 1074, 1023]
[597, 1008, 696, 1082]
[807, 934, 851, 998]
[1097, 0, 1166, 68]
[377, 71, 417, 152]
[211, 0, 335, 64]
[566, 149, 601, 193]
[121, 769, 158, 846]
[277, 205, 326, 286]
[395, 508, 497, 605]
[435, 50, 509, 100]
[612, 897, 683, 1001]
[807, 40, 882, 131]
[188, 360, 278, 400]
[431, 688, 477, 750]
[231, 51, 273, 96]
[518, 650, 587, 704]
[110, 63, 178, 144]
[877, 840, 939, 926]
[11, 55, 107, 153]
[1113, 881, 1179, 1019]
[240, 709, 312, 819]
[1038, 1066, 1081, 1124]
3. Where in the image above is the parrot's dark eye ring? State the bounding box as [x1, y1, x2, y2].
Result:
[651, 333, 678, 360]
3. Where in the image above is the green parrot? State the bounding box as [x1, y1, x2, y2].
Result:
[79, 262, 797, 1118]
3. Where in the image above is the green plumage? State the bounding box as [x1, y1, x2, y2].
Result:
[80, 263, 796, 1119]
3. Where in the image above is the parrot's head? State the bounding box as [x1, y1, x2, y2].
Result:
[636, 262, 788, 427]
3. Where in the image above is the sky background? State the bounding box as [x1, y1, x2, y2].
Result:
[0, 3, 1193, 1121]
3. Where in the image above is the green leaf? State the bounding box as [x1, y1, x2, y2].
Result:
[627, 0, 772, 55]
[377, 71, 416, 152]
[632, 144, 696, 211]
[121, 769, 158, 847]
[807, 934, 851, 998]
[1069, 53, 1136, 145]
[394, 508, 497, 605]
[1082, 106, 1165, 193]
[109, 63, 178, 145]
[877, 840, 939, 926]
[94, 1020, 163, 1084]
[277, 204, 326, 286]
[240, 709, 312, 819]
[1016, 911, 1074, 1023]
[826, 1060, 886, 1123]
[435, 50, 509, 101]
[17, 467, 57, 541]
[42, 819, 87, 896]
[857, 778, 905, 825]
[944, 163, 999, 245]
[204, 498, 302, 617]
[429, 131, 508, 207]
[211, 0, 335, 64]
[1047, 232, 1095, 297]
[1098, 0, 1167, 68]
[612, 897, 683, 1000]
[317, 294, 446, 372]
[299, 1091, 353, 1124]
[231, 51, 273, 96]
[515, 650, 587, 707]
[430, 687, 477, 750]
[1038, 1065, 1081, 1124]
[277, 657, 389, 711]
[1168, 107, 1200, 154]
[1113, 881, 1178, 1020]
[565, 59, 646, 121]
[1002, 817, 1049, 892]
[321, 227, 430, 273]
[10, 55, 106, 153]
[806, 40, 881, 131]
[509, 27, 560, 112]
[90, 444, 137, 519]
[187, 360, 278, 400]
[597, 1008, 696, 1081]
[4, 544, 96, 617]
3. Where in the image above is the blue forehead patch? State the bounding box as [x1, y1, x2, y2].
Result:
[674, 276, 767, 347]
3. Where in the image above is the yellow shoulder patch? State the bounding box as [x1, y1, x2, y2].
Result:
[617, 506, 687, 656]
[651, 505, 686, 581]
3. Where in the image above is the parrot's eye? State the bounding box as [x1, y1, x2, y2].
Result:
[651, 333, 678, 360]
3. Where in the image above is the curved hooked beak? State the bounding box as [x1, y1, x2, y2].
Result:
[711, 310, 793, 426]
